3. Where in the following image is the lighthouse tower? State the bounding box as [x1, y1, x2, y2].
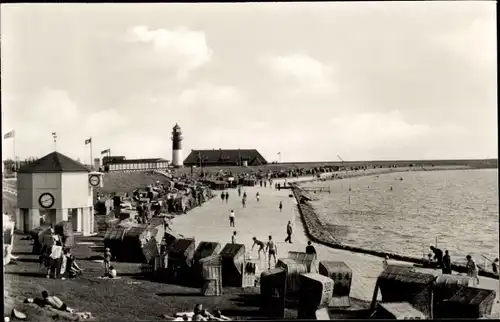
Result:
[171, 123, 183, 167]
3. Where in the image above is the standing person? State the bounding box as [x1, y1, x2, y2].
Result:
[284, 221, 293, 243]
[430, 246, 444, 268]
[260, 180, 263, 187]
[104, 247, 112, 276]
[256, 192, 260, 202]
[305, 241, 317, 256]
[252, 237, 266, 259]
[49, 241, 63, 279]
[238, 186, 241, 197]
[492, 258, 499, 275]
[231, 231, 237, 244]
[225, 191, 229, 203]
[466, 255, 480, 285]
[242, 197, 246, 208]
[59, 248, 68, 280]
[264, 181, 267, 188]
[243, 191, 247, 199]
[279, 201, 283, 212]
[382, 255, 389, 269]
[265, 236, 277, 269]
[221, 192, 225, 203]
[229, 210, 235, 227]
[442, 250, 452, 274]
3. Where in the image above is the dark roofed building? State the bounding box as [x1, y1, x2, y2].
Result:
[18, 151, 89, 173]
[183, 149, 268, 167]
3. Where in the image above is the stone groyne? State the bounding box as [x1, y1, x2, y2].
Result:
[291, 183, 499, 280]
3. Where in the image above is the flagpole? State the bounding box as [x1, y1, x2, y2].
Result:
[13, 133, 16, 176]
[89, 137, 93, 170]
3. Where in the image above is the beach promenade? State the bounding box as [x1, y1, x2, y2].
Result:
[170, 175, 499, 309]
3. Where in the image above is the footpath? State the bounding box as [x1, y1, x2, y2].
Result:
[170, 176, 499, 311]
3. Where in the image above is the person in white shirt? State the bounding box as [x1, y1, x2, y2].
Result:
[466, 255, 480, 285]
[49, 242, 63, 279]
[229, 210, 235, 227]
[231, 231, 237, 244]
[108, 266, 117, 278]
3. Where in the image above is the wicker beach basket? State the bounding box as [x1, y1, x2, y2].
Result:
[194, 241, 222, 263]
[440, 287, 496, 318]
[297, 273, 334, 319]
[372, 302, 426, 319]
[372, 265, 436, 319]
[199, 255, 223, 296]
[260, 267, 287, 319]
[288, 251, 318, 273]
[121, 226, 149, 262]
[103, 226, 129, 260]
[220, 243, 246, 287]
[433, 274, 470, 318]
[168, 238, 196, 267]
[276, 258, 309, 295]
[142, 238, 160, 264]
[318, 261, 352, 296]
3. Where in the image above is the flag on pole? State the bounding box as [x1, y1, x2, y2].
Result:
[85, 137, 92, 145]
[52, 132, 57, 137]
[101, 149, 110, 155]
[3, 130, 15, 139]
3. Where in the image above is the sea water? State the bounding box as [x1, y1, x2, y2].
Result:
[307, 169, 499, 265]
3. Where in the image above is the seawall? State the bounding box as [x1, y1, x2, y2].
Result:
[290, 182, 499, 280]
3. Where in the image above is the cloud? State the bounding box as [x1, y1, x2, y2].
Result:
[266, 53, 337, 94]
[330, 111, 431, 150]
[431, 18, 496, 66]
[123, 26, 213, 79]
[2, 89, 127, 161]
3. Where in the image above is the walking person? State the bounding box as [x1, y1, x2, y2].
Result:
[231, 231, 237, 244]
[243, 191, 247, 199]
[238, 186, 241, 197]
[260, 180, 263, 187]
[264, 181, 267, 188]
[229, 210, 235, 227]
[284, 221, 293, 243]
[104, 247, 112, 276]
[279, 201, 283, 212]
[466, 255, 480, 286]
[225, 191, 229, 204]
[256, 192, 260, 202]
[242, 197, 246, 208]
[221, 192, 225, 203]
[442, 250, 452, 274]
[252, 237, 266, 259]
[265, 235, 277, 270]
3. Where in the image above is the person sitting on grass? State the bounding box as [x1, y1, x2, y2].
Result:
[65, 249, 82, 278]
[108, 266, 117, 279]
[41, 291, 73, 313]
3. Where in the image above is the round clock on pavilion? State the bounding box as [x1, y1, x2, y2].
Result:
[38, 192, 55, 209]
[88, 175, 100, 187]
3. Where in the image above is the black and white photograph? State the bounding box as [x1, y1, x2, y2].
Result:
[2, 2, 498, 320]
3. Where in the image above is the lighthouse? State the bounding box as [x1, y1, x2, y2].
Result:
[171, 123, 183, 167]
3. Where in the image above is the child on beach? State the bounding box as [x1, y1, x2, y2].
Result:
[256, 192, 260, 202]
[466, 255, 480, 285]
[229, 210, 235, 227]
[104, 248, 112, 276]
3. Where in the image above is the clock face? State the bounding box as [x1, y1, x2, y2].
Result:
[89, 175, 100, 187]
[39, 193, 55, 209]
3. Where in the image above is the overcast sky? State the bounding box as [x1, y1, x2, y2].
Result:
[1, 2, 497, 163]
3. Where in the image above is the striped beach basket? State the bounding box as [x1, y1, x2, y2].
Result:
[260, 267, 287, 319]
[276, 258, 308, 295]
[318, 261, 353, 307]
[298, 273, 334, 319]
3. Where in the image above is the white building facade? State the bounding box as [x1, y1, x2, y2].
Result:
[16, 151, 98, 236]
